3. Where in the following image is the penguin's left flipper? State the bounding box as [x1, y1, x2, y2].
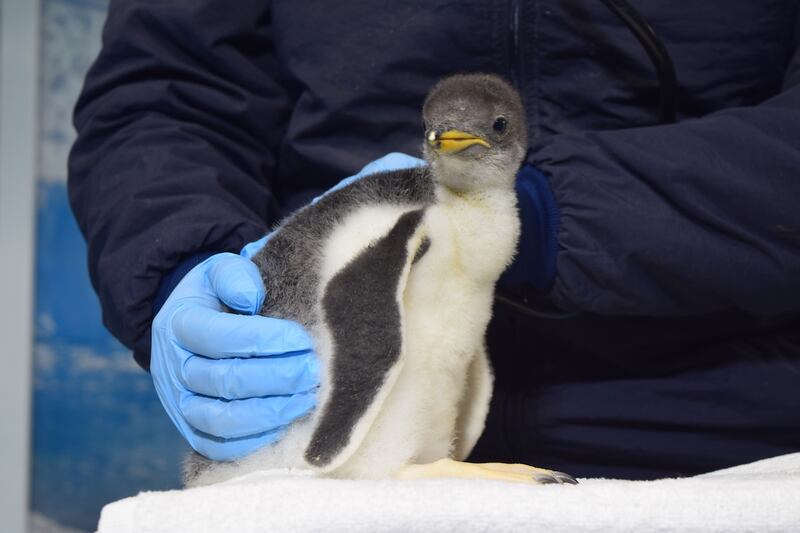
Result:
[304, 208, 428, 471]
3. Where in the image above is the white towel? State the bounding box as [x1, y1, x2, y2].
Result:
[97, 453, 800, 533]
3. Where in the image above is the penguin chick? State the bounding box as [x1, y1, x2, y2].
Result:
[184, 74, 575, 487]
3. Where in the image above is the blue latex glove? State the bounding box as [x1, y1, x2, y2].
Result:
[150, 253, 320, 461]
[152, 152, 423, 461]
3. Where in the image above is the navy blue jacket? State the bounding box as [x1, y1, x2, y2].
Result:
[69, 0, 800, 479]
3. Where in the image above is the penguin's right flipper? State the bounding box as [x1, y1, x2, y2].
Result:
[304, 208, 428, 471]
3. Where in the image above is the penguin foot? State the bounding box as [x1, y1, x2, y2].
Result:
[395, 458, 578, 485]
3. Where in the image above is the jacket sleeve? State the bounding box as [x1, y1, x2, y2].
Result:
[531, 29, 800, 316]
[68, 0, 290, 365]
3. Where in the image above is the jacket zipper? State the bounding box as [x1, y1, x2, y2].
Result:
[508, 0, 521, 88]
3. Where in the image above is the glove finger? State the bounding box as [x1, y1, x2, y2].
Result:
[312, 153, 426, 204]
[189, 426, 287, 462]
[181, 352, 319, 399]
[171, 305, 315, 358]
[179, 391, 316, 439]
[206, 252, 265, 314]
[355, 152, 425, 177]
[241, 234, 272, 260]
[311, 174, 361, 204]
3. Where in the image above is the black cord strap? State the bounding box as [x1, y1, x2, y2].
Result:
[599, 0, 678, 123]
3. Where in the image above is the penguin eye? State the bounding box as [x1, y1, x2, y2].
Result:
[492, 116, 508, 134]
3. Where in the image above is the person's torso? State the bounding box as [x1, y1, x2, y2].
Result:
[270, 0, 797, 197]
[270, 3, 800, 464]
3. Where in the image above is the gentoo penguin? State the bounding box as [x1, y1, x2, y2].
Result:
[184, 73, 576, 487]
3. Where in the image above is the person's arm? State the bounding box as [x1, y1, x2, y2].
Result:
[528, 27, 800, 316]
[68, 0, 290, 367]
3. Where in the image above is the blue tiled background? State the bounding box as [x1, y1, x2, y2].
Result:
[32, 1, 186, 530]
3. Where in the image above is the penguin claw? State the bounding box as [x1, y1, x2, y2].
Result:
[552, 471, 579, 484]
[533, 470, 579, 485]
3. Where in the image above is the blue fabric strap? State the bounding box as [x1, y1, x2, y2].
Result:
[152, 252, 215, 317]
[500, 164, 561, 292]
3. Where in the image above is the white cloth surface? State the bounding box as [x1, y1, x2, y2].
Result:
[97, 453, 800, 533]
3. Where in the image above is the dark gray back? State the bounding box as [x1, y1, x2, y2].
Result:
[253, 166, 435, 325]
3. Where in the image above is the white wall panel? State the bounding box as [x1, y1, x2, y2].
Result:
[0, 0, 41, 532]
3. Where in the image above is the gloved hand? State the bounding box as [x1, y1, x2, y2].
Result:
[152, 152, 424, 461]
[150, 252, 319, 461]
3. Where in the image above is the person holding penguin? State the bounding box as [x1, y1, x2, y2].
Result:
[69, 0, 800, 480]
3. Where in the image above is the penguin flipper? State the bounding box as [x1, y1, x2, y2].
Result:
[304, 208, 427, 471]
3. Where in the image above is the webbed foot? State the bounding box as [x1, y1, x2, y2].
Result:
[395, 458, 578, 485]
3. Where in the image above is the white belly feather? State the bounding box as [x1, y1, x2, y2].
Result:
[333, 187, 519, 478]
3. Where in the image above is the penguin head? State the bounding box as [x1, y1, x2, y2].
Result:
[422, 74, 528, 193]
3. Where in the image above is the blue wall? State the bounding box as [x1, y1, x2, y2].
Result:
[32, 1, 186, 531]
